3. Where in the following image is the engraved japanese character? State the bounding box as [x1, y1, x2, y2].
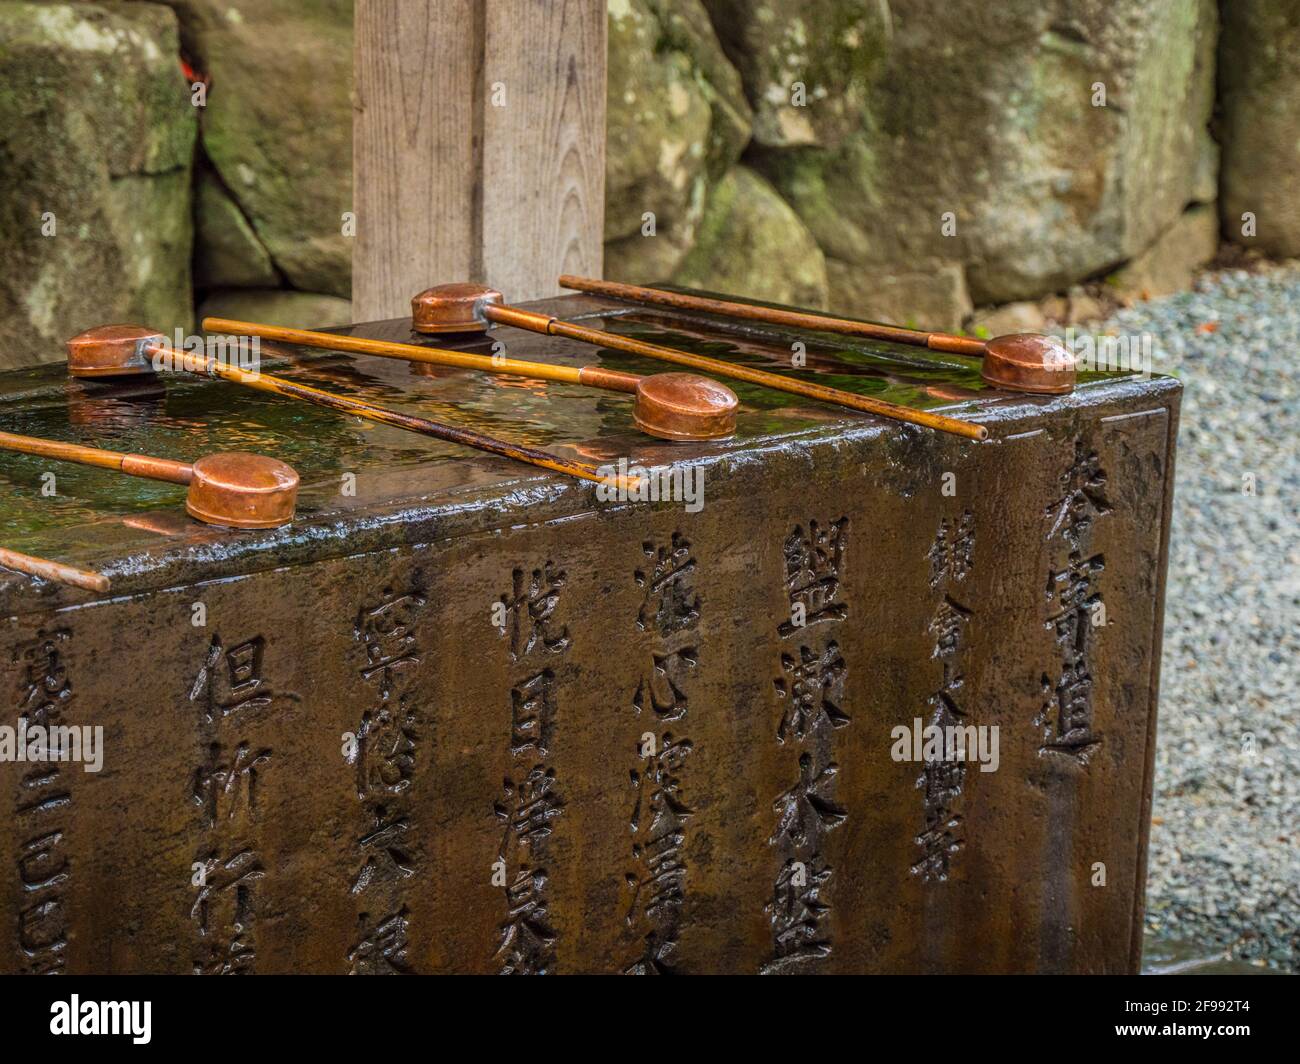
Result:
[17, 831, 67, 892]
[510, 669, 555, 756]
[626, 824, 687, 924]
[923, 676, 967, 755]
[350, 806, 415, 894]
[194, 935, 256, 976]
[770, 753, 847, 849]
[499, 563, 570, 661]
[496, 866, 556, 975]
[761, 855, 833, 974]
[1045, 440, 1111, 548]
[928, 511, 975, 588]
[354, 586, 426, 699]
[189, 635, 287, 722]
[356, 701, 419, 798]
[192, 740, 272, 826]
[633, 646, 697, 721]
[779, 518, 850, 635]
[191, 848, 264, 939]
[1045, 551, 1105, 654]
[1037, 664, 1102, 763]
[15, 629, 72, 726]
[911, 809, 964, 883]
[348, 907, 412, 975]
[629, 734, 693, 834]
[928, 596, 972, 660]
[635, 534, 700, 635]
[913, 696, 968, 882]
[19, 896, 67, 961]
[495, 766, 564, 857]
[774, 642, 849, 743]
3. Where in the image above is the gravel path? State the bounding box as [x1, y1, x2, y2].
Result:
[1103, 265, 1299, 969]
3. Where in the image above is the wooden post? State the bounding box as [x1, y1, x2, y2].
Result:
[353, 0, 606, 321]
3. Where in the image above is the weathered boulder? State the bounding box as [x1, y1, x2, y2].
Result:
[198, 288, 351, 329]
[1219, 1, 1300, 256]
[194, 167, 278, 289]
[1064, 287, 1108, 325]
[1109, 204, 1219, 300]
[826, 260, 970, 331]
[701, 0, 891, 148]
[605, 0, 751, 278]
[967, 300, 1049, 339]
[672, 166, 829, 307]
[643, 0, 752, 177]
[0, 1, 195, 367]
[161, 0, 352, 298]
[754, 0, 1219, 307]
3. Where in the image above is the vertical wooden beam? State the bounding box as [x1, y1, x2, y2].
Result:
[353, 0, 481, 320]
[353, 0, 605, 320]
[482, 0, 606, 303]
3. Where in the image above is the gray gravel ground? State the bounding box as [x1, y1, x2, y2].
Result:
[1100, 264, 1298, 970]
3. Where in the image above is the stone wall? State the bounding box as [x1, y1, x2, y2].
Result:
[1, 0, 1296, 368]
[1219, 0, 1300, 258]
[0, 0, 351, 368]
[165, 0, 352, 324]
[610, 0, 1224, 327]
[0, 2, 196, 358]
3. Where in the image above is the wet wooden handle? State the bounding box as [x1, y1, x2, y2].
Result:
[0, 430, 191, 484]
[148, 344, 626, 488]
[577, 365, 641, 393]
[0, 547, 110, 593]
[202, 317, 642, 393]
[557, 275, 989, 357]
[485, 302, 988, 441]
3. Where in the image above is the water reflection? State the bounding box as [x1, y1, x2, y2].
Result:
[0, 305, 1123, 558]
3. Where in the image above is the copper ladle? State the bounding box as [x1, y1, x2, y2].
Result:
[410, 283, 989, 440]
[64, 325, 637, 491]
[0, 428, 299, 529]
[201, 317, 739, 443]
[556, 275, 1078, 396]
